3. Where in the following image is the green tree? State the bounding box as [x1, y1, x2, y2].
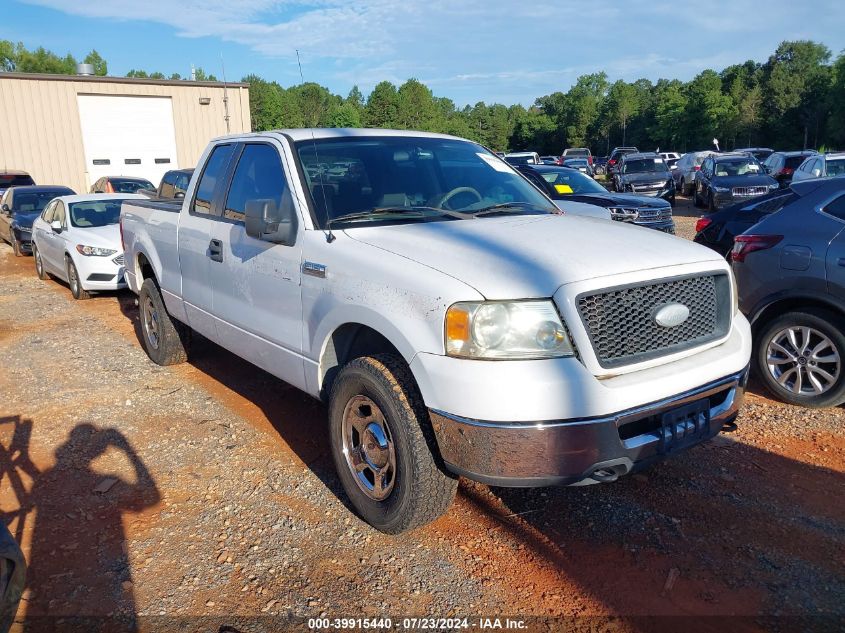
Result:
[243, 74, 285, 131]
[0, 40, 17, 71]
[329, 102, 362, 128]
[364, 81, 399, 128]
[606, 80, 640, 146]
[396, 79, 438, 130]
[83, 50, 107, 76]
[193, 67, 218, 81]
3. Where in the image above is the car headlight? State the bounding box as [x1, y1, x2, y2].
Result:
[445, 300, 574, 359]
[714, 186, 730, 193]
[76, 245, 117, 257]
[608, 207, 637, 221]
[767, 183, 779, 189]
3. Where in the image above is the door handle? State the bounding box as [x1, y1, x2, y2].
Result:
[208, 239, 223, 262]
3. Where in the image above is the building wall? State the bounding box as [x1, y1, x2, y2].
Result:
[0, 73, 251, 193]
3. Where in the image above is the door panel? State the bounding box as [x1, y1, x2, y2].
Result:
[823, 196, 845, 296]
[209, 141, 306, 391]
[177, 143, 237, 339]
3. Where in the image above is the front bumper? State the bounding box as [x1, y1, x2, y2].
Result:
[14, 229, 33, 252]
[430, 366, 748, 487]
[75, 253, 127, 291]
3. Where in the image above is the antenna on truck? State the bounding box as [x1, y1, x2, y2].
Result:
[220, 53, 231, 134]
[297, 49, 335, 243]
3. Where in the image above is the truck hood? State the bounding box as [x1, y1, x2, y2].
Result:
[344, 214, 723, 299]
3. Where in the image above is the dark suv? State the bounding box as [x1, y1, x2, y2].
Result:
[762, 150, 817, 188]
[613, 152, 675, 205]
[732, 176, 845, 408]
[694, 153, 777, 211]
[606, 147, 638, 177]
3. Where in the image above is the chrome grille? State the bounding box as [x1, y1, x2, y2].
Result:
[112, 253, 125, 265]
[577, 274, 731, 368]
[732, 186, 768, 197]
[611, 207, 672, 224]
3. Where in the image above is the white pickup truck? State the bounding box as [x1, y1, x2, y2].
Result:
[120, 129, 751, 533]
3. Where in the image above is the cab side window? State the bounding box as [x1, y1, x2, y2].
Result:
[193, 144, 235, 216]
[224, 144, 291, 225]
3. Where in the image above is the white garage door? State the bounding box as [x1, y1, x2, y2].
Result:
[77, 95, 179, 190]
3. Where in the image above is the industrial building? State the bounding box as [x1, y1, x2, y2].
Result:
[0, 71, 251, 193]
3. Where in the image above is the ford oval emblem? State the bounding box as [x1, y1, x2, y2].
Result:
[654, 303, 690, 328]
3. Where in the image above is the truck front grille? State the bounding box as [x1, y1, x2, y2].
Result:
[576, 274, 731, 368]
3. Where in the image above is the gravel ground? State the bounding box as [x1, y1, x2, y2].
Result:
[1, 214, 843, 632]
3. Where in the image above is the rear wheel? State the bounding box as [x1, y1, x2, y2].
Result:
[708, 191, 717, 212]
[10, 231, 22, 257]
[679, 177, 686, 195]
[754, 309, 845, 408]
[138, 277, 191, 365]
[328, 354, 457, 533]
[66, 257, 90, 300]
[33, 245, 47, 280]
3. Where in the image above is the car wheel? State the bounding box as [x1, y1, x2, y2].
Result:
[754, 308, 845, 408]
[708, 191, 717, 212]
[328, 354, 458, 534]
[138, 277, 191, 365]
[66, 257, 91, 300]
[10, 231, 22, 257]
[34, 246, 48, 280]
[679, 178, 686, 195]
[693, 188, 702, 208]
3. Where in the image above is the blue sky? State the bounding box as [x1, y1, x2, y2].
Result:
[4, 0, 845, 106]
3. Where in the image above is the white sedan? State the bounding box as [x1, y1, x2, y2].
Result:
[31, 194, 143, 299]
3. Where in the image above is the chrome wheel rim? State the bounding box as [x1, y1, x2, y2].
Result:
[767, 326, 841, 396]
[35, 250, 42, 276]
[68, 263, 78, 294]
[142, 296, 161, 350]
[341, 395, 396, 501]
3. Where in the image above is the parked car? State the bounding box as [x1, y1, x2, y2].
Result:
[673, 151, 718, 195]
[0, 170, 35, 198]
[503, 151, 541, 165]
[0, 522, 25, 632]
[91, 176, 155, 194]
[694, 185, 806, 258]
[732, 176, 845, 408]
[121, 129, 751, 533]
[561, 147, 593, 166]
[32, 194, 142, 299]
[593, 156, 608, 175]
[519, 164, 674, 233]
[561, 157, 593, 177]
[606, 146, 638, 177]
[791, 152, 845, 183]
[659, 152, 681, 162]
[540, 156, 559, 165]
[613, 152, 676, 205]
[694, 153, 777, 211]
[157, 168, 195, 198]
[0, 185, 75, 256]
[734, 147, 775, 162]
[762, 151, 817, 188]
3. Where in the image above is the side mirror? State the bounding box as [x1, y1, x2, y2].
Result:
[50, 220, 63, 233]
[1, 204, 9, 215]
[244, 199, 297, 245]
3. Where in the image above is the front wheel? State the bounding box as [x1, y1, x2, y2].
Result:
[138, 278, 191, 365]
[33, 246, 48, 280]
[10, 231, 22, 257]
[754, 309, 845, 408]
[708, 191, 717, 212]
[328, 355, 457, 533]
[66, 257, 90, 300]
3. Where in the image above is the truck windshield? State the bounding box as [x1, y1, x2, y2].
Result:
[297, 137, 555, 228]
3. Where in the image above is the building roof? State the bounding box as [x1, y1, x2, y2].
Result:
[0, 72, 248, 89]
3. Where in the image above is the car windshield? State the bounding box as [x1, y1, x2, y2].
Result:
[539, 169, 607, 195]
[714, 158, 762, 176]
[68, 200, 125, 227]
[296, 137, 556, 227]
[622, 158, 669, 174]
[110, 178, 154, 193]
[13, 191, 68, 213]
[504, 155, 536, 165]
[827, 159, 845, 176]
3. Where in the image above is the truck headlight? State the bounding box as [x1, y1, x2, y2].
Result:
[445, 300, 574, 359]
[76, 245, 117, 257]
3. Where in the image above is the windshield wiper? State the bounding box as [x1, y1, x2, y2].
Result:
[327, 206, 470, 227]
[470, 202, 552, 217]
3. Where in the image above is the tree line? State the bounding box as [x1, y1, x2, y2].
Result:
[3, 39, 844, 155]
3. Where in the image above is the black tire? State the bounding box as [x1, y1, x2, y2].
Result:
[679, 177, 687, 196]
[33, 245, 47, 280]
[754, 308, 845, 408]
[10, 231, 22, 257]
[693, 187, 702, 208]
[66, 257, 91, 300]
[138, 277, 191, 365]
[708, 191, 717, 213]
[328, 354, 457, 534]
